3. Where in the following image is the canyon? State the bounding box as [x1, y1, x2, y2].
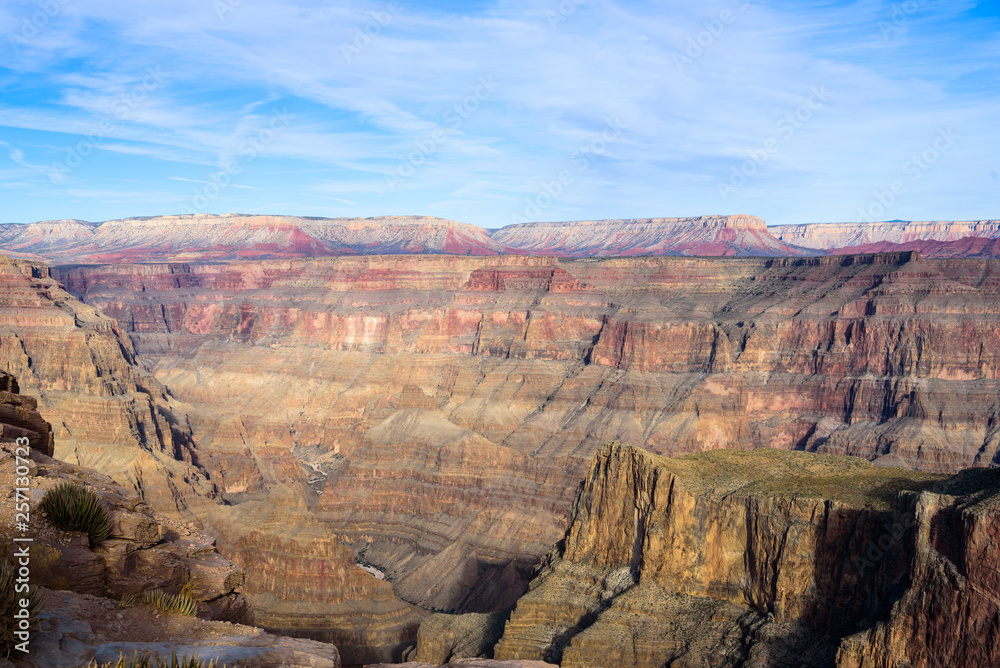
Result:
[3, 213, 1000, 665]
[41, 251, 1000, 642]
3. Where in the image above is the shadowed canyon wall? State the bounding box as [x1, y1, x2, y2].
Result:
[51, 251, 1000, 619]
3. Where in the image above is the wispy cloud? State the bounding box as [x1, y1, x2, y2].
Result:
[0, 0, 997, 225]
[168, 176, 258, 190]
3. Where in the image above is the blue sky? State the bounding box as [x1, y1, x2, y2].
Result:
[0, 0, 997, 227]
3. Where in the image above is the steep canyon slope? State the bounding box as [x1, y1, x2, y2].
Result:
[54, 251, 1000, 619]
[0, 256, 422, 666]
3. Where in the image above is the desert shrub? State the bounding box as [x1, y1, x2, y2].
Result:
[39, 482, 111, 547]
[118, 591, 140, 608]
[92, 652, 219, 667]
[142, 588, 198, 616]
[0, 560, 41, 657]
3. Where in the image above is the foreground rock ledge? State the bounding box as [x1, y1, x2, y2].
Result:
[494, 443, 1000, 667]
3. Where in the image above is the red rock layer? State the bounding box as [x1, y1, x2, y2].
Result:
[770, 219, 1000, 250]
[52, 251, 1000, 617]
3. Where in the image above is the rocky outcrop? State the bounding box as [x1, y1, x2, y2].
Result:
[405, 610, 511, 663]
[494, 443, 1000, 668]
[771, 220, 1000, 251]
[1, 445, 248, 615]
[53, 252, 1000, 618]
[0, 373, 52, 457]
[0, 404, 341, 668]
[492, 215, 813, 256]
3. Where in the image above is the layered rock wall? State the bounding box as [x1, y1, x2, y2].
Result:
[53, 252, 1000, 617]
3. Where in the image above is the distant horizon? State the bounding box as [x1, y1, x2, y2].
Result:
[3, 212, 998, 230]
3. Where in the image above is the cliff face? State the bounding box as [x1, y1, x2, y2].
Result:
[0, 256, 212, 512]
[52, 252, 1000, 619]
[771, 220, 1000, 251]
[0, 257, 422, 665]
[491, 215, 813, 256]
[494, 443, 1000, 668]
[0, 372, 53, 457]
[0, 214, 507, 263]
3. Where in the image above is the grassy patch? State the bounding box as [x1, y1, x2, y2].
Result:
[90, 652, 219, 667]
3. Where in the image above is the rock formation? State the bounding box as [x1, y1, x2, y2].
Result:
[0, 214, 507, 263]
[0, 258, 423, 665]
[770, 219, 1000, 251]
[491, 215, 813, 256]
[0, 380, 341, 668]
[11, 214, 1000, 262]
[48, 251, 1000, 621]
[493, 443, 1000, 668]
[0, 373, 52, 457]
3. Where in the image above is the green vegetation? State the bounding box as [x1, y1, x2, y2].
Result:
[39, 482, 112, 547]
[0, 560, 41, 657]
[91, 652, 220, 667]
[141, 588, 198, 616]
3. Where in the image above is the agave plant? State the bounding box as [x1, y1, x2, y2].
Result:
[92, 651, 219, 667]
[142, 588, 198, 616]
[39, 482, 112, 547]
